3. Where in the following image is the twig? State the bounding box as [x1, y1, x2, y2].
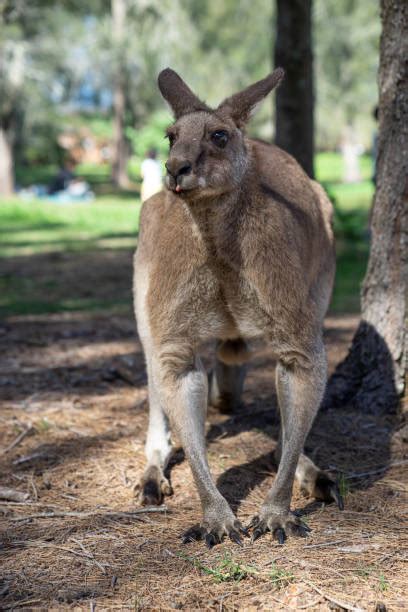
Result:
[70, 537, 107, 574]
[0, 487, 29, 503]
[346, 459, 408, 479]
[297, 598, 323, 609]
[13, 451, 49, 466]
[303, 539, 348, 549]
[23, 541, 108, 574]
[0, 501, 63, 508]
[302, 579, 363, 612]
[3, 598, 42, 609]
[29, 474, 38, 502]
[1, 425, 33, 455]
[9, 506, 169, 522]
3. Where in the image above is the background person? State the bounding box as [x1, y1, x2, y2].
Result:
[140, 149, 162, 202]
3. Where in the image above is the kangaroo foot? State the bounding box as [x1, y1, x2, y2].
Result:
[249, 509, 311, 544]
[296, 455, 344, 510]
[300, 469, 344, 510]
[135, 465, 173, 506]
[182, 502, 247, 548]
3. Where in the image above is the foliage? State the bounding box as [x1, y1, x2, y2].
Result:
[314, 0, 380, 149]
[179, 552, 258, 583]
[0, 1, 94, 166]
[268, 562, 295, 589]
[1, 0, 381, 173]
[126, 109, 171, 176]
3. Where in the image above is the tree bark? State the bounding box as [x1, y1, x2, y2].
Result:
[111, 0, 129, 189]
[325, 0, 408, 414]
[274, 0, 314, 178]
[0, 123, 14, 196]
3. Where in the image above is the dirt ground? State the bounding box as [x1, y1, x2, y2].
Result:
[0, 310, 407, 610]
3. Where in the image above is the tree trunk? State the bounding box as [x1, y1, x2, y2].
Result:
[0, 124, 14, 196]
[274, 0, 314, 178]
[325, 0, 408, 415]
[111, 0, 129, 189]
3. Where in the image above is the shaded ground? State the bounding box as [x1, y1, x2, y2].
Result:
[0, 311, 407, 610]
[0, 193, 406, 610]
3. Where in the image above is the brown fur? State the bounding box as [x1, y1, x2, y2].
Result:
[133, 68, 342, 546]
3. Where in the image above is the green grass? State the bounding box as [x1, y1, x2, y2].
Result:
[355, 566, 390, 593]
[315, 152, 373, 184]
[179, 552, 295, 588]
[0, 196, 141, 257]
[1, 152, 372, 316]
[179, 552, 258, 583]
[315, 152, 373, 314]
[268, 562, 295, 589]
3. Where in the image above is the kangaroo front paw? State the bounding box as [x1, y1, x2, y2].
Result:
[135, 465, 173, 506]
[249, 509, 311, 544]
[182, 504, 247, 548]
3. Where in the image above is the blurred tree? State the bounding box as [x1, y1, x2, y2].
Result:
[180, 0, 274, 138]
[111, 0, 128, 188]
[0, 1, 95, 194]
[314, 0, 380, 150]
[325, 0, 407, 413]
[0, 0, 384, 190]
[90, 0, 199, 181]
[274, 0, 314, 177]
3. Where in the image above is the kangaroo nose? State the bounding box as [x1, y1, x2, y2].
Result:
[165, 158, 192, 179]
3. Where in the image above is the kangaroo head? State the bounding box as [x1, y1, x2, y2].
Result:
[158, 67, 284, 200]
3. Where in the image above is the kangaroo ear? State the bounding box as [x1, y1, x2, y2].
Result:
[218, 68, 285, 127]
[158, 68, 210, 119]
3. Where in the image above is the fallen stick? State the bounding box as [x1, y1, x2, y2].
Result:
[297, 598, 323, 610]
[303, 539, 348, 549]
[9, 506, 169, 522]
[1, 426, 33, 455]
[346, 459, 408, 479]
[70, 537, 108, 574]
[20, 541, 109, 574]
[302, 579, 363, 612]
[0, 487, 29, 503]
[12, 451, 50, 466]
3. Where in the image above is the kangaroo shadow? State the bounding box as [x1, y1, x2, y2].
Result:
[206, 321, 400, 515]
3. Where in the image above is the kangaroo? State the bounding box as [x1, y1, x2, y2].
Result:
[133, 67, 343, 548]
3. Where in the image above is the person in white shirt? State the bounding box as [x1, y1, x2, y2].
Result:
[141, 149, 163, 202]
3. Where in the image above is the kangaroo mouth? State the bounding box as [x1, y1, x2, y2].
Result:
[172, 184, 196, 194]
[165, 175, 199, 194]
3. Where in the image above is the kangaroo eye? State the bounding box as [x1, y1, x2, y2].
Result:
[166, 133, 176, 148]
[211, 130, 229, 148]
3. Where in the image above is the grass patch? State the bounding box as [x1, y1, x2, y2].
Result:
[315, 152, 373, 184]
[179, 553, 295, 589]
[355, 567, 390, 594]
[378, 573, 390, 593]
[0, 197, 140, 257]
[1, 152, 372, 316]
[179, 552, 258, 583]
[337, 473, 350, 500]
[330, 240, 369, 313]
[268, 562, 295, 589]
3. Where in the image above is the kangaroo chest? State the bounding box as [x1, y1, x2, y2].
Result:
[174, 258, 273, 343]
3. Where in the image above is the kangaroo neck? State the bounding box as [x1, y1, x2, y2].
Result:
[182, 155, 254, 252]
[183, 189, 243, 259]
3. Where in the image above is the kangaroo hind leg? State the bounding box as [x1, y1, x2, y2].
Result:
[137, 365, 173, 506]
